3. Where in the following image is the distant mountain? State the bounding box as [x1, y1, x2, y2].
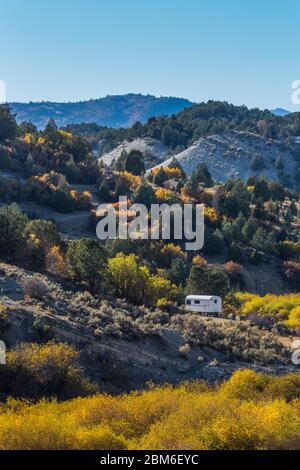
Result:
[271, 108, 290, 117]
[10, 94, 194, 129]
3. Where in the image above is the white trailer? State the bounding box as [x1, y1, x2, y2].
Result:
[185, 295, 222, 314]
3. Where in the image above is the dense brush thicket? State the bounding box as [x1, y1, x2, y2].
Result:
[0, 369, 300, 450]
[238, 293, 300, 329]
[0, 342, 96, 401]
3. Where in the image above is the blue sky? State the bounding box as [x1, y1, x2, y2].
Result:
[1, 0, 299, 110]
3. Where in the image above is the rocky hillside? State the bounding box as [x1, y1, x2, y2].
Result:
[99, 137, 169, 168]
[10, 94, 193, 129]
[150, 131, 298, 184]
[0, 263, 295, 393]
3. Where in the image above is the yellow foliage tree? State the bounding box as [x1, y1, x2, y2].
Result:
[108, 253, 178, 305]
[119, 171, 141, 191]
[46, 245, 68, 277]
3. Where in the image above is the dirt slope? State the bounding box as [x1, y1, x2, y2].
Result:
[150, 131, 296, 182]
[0, 263, 297, 393]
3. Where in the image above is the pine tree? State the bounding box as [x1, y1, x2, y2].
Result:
[153, 167, 168, 187]
[25, 153, 34, 174]
[98, 180, 111, 202]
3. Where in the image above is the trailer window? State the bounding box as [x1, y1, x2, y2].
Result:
[186, 300, 191, 305]
[214, 299, 218, 304]
[194, 300, 200, 305]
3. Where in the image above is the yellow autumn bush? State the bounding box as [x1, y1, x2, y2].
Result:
[0, 342, 96, 400]
[151, 167, 182, 180]
[219, 369, 270, 401]
[286, 306, 300, 329]
[161, 243, 187, 261]
[0, 370, 300, 450]
[137, 395, 299, 450]
[155, 188, 174, 202]
[46, 245, 68, 277]
[119, 171, 141, 190]
[192, 255, 208, 266]
[237, 292, 300, 328]
[204, 207, 219, 224]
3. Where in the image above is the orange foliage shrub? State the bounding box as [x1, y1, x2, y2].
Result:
[151, 167, 182, 180]
[224, 261, 243, 280]
[46, 245, 68, 277]
[180, 186, 193, 203]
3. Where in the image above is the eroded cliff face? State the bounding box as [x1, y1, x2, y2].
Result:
[150, 131, 297, 185]
[99, 137, 168, 169]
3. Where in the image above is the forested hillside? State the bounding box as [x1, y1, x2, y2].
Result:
[66, 100, 300, 155]
[1, 103, 300, 450]
[10, 94, 193, 129]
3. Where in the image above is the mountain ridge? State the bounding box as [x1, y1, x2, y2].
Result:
[10, 93, 194, 129]
[271, 108, 291, 117]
